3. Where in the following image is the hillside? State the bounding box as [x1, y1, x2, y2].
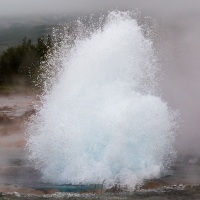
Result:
[0, 14, 75, 52]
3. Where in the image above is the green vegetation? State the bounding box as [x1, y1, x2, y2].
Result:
[0, 35, 53, 87]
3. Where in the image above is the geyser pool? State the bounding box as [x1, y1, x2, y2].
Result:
[26, 11, 177, 189]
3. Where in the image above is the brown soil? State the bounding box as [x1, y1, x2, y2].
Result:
[141, 180, 169, 189]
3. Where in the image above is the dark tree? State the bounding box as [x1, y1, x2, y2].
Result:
[0, 35, 53, 86]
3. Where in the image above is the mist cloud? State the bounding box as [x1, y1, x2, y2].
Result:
[0, 0, 200, 19]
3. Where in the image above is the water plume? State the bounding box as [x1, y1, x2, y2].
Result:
[26, 11, 177, 189]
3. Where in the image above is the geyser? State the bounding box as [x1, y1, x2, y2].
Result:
[26, 11, 177, 189]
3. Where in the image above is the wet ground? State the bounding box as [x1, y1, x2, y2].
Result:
[0, 91, 42, 193]
[0, 92, 200, 199]
[1, 185, 200, 200]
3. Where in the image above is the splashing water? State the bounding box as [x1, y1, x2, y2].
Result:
[26, 11, 177, 189]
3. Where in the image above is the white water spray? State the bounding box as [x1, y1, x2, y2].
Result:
[26, 11, 177, 188]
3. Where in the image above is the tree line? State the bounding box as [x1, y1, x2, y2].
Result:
[0, 35, 53, 87]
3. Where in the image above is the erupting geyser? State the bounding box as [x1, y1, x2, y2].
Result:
[26, 11, 177, 189]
